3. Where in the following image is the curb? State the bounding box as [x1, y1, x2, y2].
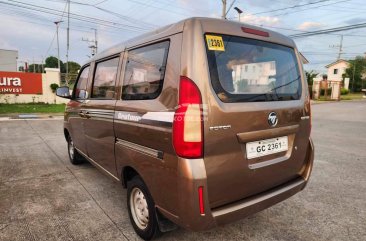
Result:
[0, 114, 64, 121]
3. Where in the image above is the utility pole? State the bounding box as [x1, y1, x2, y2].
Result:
[93, 28, 98, 55]
[66, 0, 70, 84]
[222, 0, 237, 20]
[82, 28, 98, 57]
[352, 62, 356, 92]
[54, 21, 63, 70]
[222, 0, 227, 19]
[41, 56, 44, 73]
[338, 35, 343, 60]
[330, 35, 343, 60]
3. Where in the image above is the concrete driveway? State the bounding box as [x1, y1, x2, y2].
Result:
[1, 101, 365, 241]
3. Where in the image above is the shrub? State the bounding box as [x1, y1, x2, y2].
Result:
[340, 88, 349, 95]
[50, 83, 59, 93]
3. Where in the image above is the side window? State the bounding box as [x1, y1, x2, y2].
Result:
[74, 66, 90, 99]
[122, 41, 169, 100]
[91, 57, 119, 99]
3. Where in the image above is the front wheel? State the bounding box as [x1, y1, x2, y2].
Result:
[67, 135, 84, 165]
[127, 176, 161, 240]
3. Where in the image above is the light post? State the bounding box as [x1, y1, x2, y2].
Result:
[234, 7, 243, 22]
[54, 21, 63, 71]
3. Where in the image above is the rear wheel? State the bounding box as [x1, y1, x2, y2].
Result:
[127, 176, 161, 240]
[67, 135, 84, 165]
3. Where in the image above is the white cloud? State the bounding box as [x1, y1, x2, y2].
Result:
[298, 22, 324, 30]
[239, 14, 280, 26]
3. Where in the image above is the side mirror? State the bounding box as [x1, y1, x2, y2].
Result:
[56, 86, 71, 99]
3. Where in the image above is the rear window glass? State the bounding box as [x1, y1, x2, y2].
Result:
[205, 34, 302, 102]
[122, 41, 169, 100]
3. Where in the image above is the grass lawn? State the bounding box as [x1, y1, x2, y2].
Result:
[316, 92, 365, 101]
[0, 103, 66, 114]
[340, 92, 365, 100]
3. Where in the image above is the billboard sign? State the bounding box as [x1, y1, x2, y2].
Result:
[0, 71, 43, 94]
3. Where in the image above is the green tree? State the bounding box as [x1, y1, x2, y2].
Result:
[305, 70, 318, 86]
[28, 64, 44, 73]
[45, 56, 65, 72]
[344, 56, 366, 92]
[65, 61, 81, 74]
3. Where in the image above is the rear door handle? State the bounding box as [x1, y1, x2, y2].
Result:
[84, 111, 91, 119]
[78, 111, 86, 118]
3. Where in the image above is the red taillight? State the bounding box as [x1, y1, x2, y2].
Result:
[172, 76, 203, 158]
[241, 27, 269, 37]
[198, 186, 204, 215]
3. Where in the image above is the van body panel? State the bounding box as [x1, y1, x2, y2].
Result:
[180, 18, 311, 208]
[83, 100, 117, 177]
[65, 101, 88, 154]
[62, 17, 314, 233]
[114, 33, 182, 215]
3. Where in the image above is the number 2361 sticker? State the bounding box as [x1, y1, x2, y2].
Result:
[206, 35, 225, 51]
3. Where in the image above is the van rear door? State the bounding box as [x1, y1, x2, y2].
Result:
[203, 34, 311, 208]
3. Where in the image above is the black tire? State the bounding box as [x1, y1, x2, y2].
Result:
[67, 135, 84, 165]
[127, 176, 161, 240]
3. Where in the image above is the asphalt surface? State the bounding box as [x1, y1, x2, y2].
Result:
[0, 100, 365, 241]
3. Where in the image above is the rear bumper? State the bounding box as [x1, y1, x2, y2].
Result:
[161, 137, 314, 231]
[211, 177, 306, 226]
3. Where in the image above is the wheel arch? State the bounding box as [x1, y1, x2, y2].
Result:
[122, 166, 140, 188]
[64, 128, 70, 142]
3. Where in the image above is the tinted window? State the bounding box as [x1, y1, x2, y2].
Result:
[122, 41, 169, 100]
[205, 34, 302, 102]
[92, 57, 119, 99]
[74, 66, 90, 99]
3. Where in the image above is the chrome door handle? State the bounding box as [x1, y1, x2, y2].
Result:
[79, 111, 86, 118]
[84, 111, 91, 119]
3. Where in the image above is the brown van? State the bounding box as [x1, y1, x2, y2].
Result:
[56, 17, 314, 240]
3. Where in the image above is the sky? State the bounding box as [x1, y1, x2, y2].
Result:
[1, 0, 366, 74]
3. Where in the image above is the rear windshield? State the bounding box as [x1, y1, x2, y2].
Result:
[205, 34, 302, 102]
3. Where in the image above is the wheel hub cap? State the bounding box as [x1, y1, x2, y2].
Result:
[130, 187, 149, 229]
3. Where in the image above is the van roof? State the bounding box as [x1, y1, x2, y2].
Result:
[85, 17, 295, 65]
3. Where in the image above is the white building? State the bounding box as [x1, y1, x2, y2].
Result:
[0, 49, 18, 72]
[325, 59, 349, 81]
[232, 61, 276, 92]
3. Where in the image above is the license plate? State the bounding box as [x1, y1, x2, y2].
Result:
[246, 136, 288, 159]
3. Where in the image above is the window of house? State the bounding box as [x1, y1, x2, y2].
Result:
[122, 41, 170, 100]
[74, 66, 90, 99]
[91, 57, 119, 99]
[334, 69, 338, 74]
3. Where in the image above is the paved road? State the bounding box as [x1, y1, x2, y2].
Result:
[1, 101, 365, 241]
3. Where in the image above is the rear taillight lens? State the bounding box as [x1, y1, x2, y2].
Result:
[198, 186, 205, 215]
[172, 76, 203, 158]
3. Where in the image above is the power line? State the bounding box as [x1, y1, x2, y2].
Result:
[2, 1, 149, 31]
[52, 0, 159, 28]
[44, 1, 68, 58]
[290, 22, 366, 38]
[252, 0, 332, 15]
[270, 0, 351, 17]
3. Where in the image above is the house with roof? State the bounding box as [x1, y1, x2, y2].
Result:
[325, 59, 349, 82]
